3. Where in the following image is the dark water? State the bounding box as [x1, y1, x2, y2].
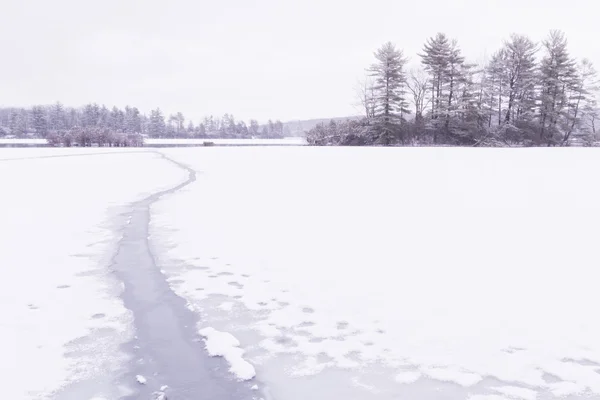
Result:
[111, 153, 258, 400]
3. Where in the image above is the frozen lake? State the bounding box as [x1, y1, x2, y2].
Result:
[1, 147, 599, 400]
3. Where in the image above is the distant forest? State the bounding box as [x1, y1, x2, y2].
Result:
[308, 30, 599, 147]
[0, 104, 293, 146]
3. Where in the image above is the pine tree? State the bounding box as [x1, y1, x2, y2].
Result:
[538, 30, 577, 144]
[31, 106, 48, 137]
[110, 106, 125, 131]
[443, 40, 466, 130]
[502, 35, 538, 124]
[50, 102, 65, 132]
[420, 34, 466, 141]
[420, 33, 452, 120]
[249, 119, 260, 137]
[563, 59, 598, 144]
[369, 42, 409, 144]
[148, 108, 166, 138]
[197, 123, 207, 137]
[9, 109, 28, 137]
[124, 106, 142, 133]
[83, 103, 101, 127]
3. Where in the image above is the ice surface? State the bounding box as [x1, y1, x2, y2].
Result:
[199, 326, 256, 381]
[0, 149, 186, 399]
[150, 147, 600, 399]
[144, 138, 307, 146]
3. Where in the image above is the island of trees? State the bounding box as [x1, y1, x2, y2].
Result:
[0, 105, 290, 147]
[307, 30, 598, 147]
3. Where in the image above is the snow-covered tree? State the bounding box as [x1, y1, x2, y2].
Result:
[562, 58, 598, 144]
[502, 35, 538, 124]
[249, 119, 260, 137]
[420, 33, 452, 120]
[419, 34, 466, 140]
[538, 30, 577, 144]
[49, 102, 65, 132]
[148, 108, 166, 138]
[9, 109, 28, 137]
[124, 106, 142, 133]
[31, 106, 48, 137]
[368, 41, 409, 144]
[405, 69, 430, 123]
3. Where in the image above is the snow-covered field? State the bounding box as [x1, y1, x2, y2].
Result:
[151, 147, 600, 400]
[0, 149, 186, 399]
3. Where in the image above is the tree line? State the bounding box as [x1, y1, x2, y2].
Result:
[307, 30, 599, 146]
[0, 104, 290, 146]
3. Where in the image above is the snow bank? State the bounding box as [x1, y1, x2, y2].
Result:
[150, 147, 600, 399]
[0, 149, 186, 399]
[199, 327, 256, 381]
[0, 138, 47, 145]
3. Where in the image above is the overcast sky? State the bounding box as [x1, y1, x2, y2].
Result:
[0, 0, 598, 123]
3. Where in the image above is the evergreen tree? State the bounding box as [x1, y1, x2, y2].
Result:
[502, 35, 538, 124]
[148, 108, 166, 138]
[249, 119, 260, 137]
[49, 102, 65, 132]
[110, 106, 125, 131]
[538, 30, 577, 144]
[420, 33, 452, 120]
[31, 106, 48, 137]
[9, 109, 27, 137]
[124, 106, 142, 133]
[369, 41, 409, 144]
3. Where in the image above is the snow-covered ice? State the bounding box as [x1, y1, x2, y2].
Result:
[150, 147, 600, 399]
[199, 326, 256, 381]
[145, 137, 307, 146]
[0, 149, 186, 399]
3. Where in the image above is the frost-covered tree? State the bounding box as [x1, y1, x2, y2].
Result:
[562, 59, 598, 144]
[148, 108, 166, 138]
[502, 35, 538, 124]
[31, 106, 48, 137]
[109, 106, 125, 131]
[368, 42, 409, 144]
[249, 119, 260, 137]
[187, 121, 195, 136]
[83, 103, 101, 127]
[355, 76, 376, 120]
[420, 34, 466, 139]
[9, 109, 28, 137]
[538, 30, 577, 144]
[197, 123, 207, 137]
[49, 102, 65, 132]
[405, 69, 430, 123]
[124, 106, 142, 133]
[420, 33, 452, 120]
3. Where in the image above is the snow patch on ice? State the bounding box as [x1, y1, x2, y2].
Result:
[218, 302, 235, 311]
[493, 386, 538, 400]
[421, 365, 482, 387]
[394, 371, 421, 384]
[199, 326, 256, 381]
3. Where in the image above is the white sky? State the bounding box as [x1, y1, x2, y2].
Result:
[0, 0, 598, 123]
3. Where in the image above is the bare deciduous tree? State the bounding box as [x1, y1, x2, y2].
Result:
[354, 76, 376, 120]
[405, 69, 430, 122]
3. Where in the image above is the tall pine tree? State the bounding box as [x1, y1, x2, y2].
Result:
[368, 42, 409, 144]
